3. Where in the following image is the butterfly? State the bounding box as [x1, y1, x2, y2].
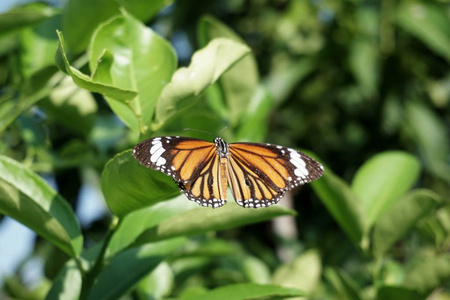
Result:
[133, 136, 324, 209]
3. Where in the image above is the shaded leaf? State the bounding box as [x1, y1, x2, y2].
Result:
[397, 1, 450, 63]
[324, 268, 361, 300]
[0, 3, 57, 36]
[0, 155, 82, 257]
[376, 286, 422, 300]
[403, 254, 450, 294]
[88, 238, 186, 300]
[311, 170, 364, 246]
[136, 262, 174, 300]
[372, 189, 440, 257]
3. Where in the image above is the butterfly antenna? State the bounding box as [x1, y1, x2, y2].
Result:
[183, 128, 215, 137]
[217, 127, 228, 137]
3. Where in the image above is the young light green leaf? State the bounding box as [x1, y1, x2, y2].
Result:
[0, 155, 83, 257]
[372, 189, 440, 257]
[351, 151, 421, 229]
[135, 200, 296, 243]
[88, 238, 187, 300]
[105, 195, 198, 258]
[89, 11, 177, 133]
[56, 31, 138, 102]
[101, 150, 180, 217]
[397, 1, 450, 63]
[311, 171, 364, 246]
[272, 249, 322, 294]
[181, 283, 308, 300]
[154, 38, 250, 128]
[197, 15, 259, 126]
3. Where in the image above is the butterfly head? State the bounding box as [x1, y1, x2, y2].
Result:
[214, 137, 229, 158]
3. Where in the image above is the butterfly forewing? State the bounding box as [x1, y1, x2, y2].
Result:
[132, 136, 228, 208]
[228, 143, 324, 208]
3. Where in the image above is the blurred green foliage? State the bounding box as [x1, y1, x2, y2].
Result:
[0, 0, 449, 299]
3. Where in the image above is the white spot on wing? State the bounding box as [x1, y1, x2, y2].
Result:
[151, 146, 165, 163]
[289, 149, 309, 177]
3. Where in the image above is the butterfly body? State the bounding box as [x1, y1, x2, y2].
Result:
[133, 136, 324, 209]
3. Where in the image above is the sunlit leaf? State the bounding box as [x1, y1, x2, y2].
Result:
[351, 151, 421, 229]
[0, 155, 82, 257]
[101, 150, 180, 217]
[89, 10, 177, 133]
[197, 15, 259, 126]
[272, 249, 322, 294]
[154, 38, 250, 128]
[135, 201, 296, 243]
[181, 283, 307, 300]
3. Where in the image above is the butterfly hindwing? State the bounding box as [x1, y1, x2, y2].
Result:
[132, 136, 227, 207]
[228, 143, 324, 208]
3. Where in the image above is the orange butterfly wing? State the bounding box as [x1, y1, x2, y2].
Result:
[133, 137, 228, 208]
[228, 143, 324, 208]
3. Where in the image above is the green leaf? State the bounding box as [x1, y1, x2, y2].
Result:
[351, 151, 421, 229]
[263, 58, 316, 105]
[136, 201, 296, 243]
[349, 37, 378, 98]
[405, 101, 450, 182]
[45, 259, 82, 300]
[181, 283, 308, 300]
[136, 262, 174, 300]
[62, 0, 120, 54]
[324, 268, 361, 300]
[403, 254, 450, 294]
[272, 249, 322, 293]
[397, 1, 450, 63]
[311, 170, 364, 246]
[0, 3, 58, 36]
[376, 286, 422, 300]
[372, 189, 440, 257]
[89, 11, 177, 133]
[105, 196, 197, 258]
[19, 13, 60, 78]
[88, 238, 187, 300]
[235, 86, 274, 142]
[101, 150, 180, 217]
[56, 31, 138, 102]
[115, 0, 173, 23]
[197, 15, 259, 126]
[154, 38, 250, 128]
[0, 155, 82, 257]
[41, 76, 97, 136]
[242, 256, 271, 284]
